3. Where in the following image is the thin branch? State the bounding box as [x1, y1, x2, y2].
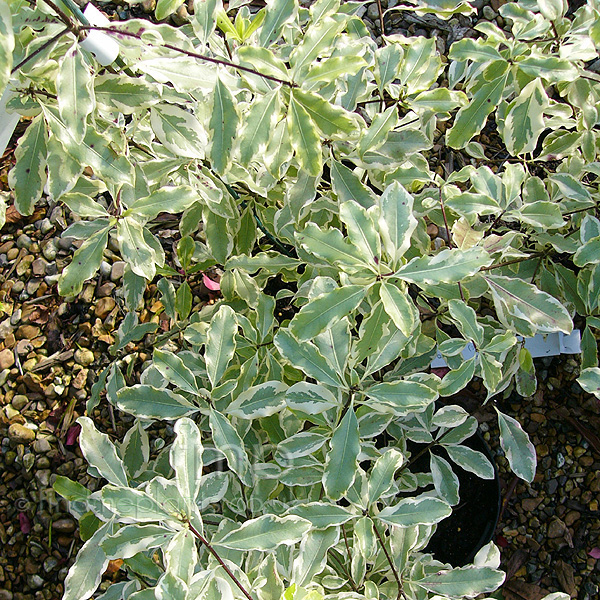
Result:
[39, 0, 79, 34]
[479, 251, 547, 272]
[82, 25, 297, 88]
[11, 27, 70, 74]
[328, 547, 359, 592]
[376, 0, 386, 34]
[188, 523, 255, 600]
[437, 186, 465, 302]
[372, 520, 404, 600]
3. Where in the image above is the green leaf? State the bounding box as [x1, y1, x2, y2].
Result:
[285, 381, 338, 414]
[0, 0, 13, 96]
[192, 0, 219, 45]
[170, 417, 203, 508]
[94, 73, 158, 113]
[292, 88, 356, 138]
[54, 476, 91, 502]
[150, 104, 208, 159]
[58, 226, 110, 296]
[102, 524, 173, 559]
[323, 406, 361, 500]
[77, 417, 128, 487]
[447, 299, 484, 346]
[116, 385, 198, 420]
[102, 485, 175, 522]
[304, 55, 366, 89]
[63, 520, 111, 600]
[175, 281, 193, 320]
[43, 105, 132, 186]
[155, 0, 184, 19]
[209, 76, 239, 174]
[517, 55, 578, 83]
[449, 38, 502, 62]
[289, 285, 368, 341]
[484, 275, 572, 335]
[117, 219, 156, 280]
[398, 36, 441, 94]
[206, 304, 237, 387]
[339, 200, 380, 262]
[358, 105, 397, 156]
[57, 45, 94, 145]
[376, 43, 402, 92]
[295, 222, 369, 273]
[365, 381, 437, 416]
[378, 181, 418, 265]
[377, 497, 451, 527]
[367, 448, 405, 505]
[410, 88, 468, 113]
[287, 94, 322, 176]
[209, 408, 251, 485]
[154, 349, 201, 396]
[395, 247, 492, 284]
[164, 529, 197, 584]
[330, 159, 376, 208]
[504, 78, 548, 155]
[379, 281, 418, 337]
[438, 358, 476, 396]
[496, 409, 536, 482]
[430, 454, 460, 505]
[416, 566, 505, 596]
[447, 61, 509, 149]
[239, 90, 281, 165]
[121, 421, 150, 480]
[291, 16, 345, 78]
[218, 514, 311, 550]
[8, 114, 47, 216]
[228, 381, 288, 419]
[61, 193, 110, 219]
[287, 502, 354, 529]
[517, 201, 565, 229]
[292, 527, 339, 588]
[276, 432, 328, 463]
[126, 186, 199, 220]
[258, 0, 297, 47]
[574, 237, 600, 268]
[444, 444, 495, 480]
[577, 367, 600, 399]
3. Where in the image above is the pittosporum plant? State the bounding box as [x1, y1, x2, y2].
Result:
[1, 0, 599, 598]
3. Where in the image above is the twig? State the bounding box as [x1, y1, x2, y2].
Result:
[376, 0, 386, 34]
[437, 186, 465, 302]
[372, 520, 404, 600]
[82, 25, 296, 88]
[480, 252, 547, 272]
[11, 28, 70, 74]
[188, 523, 254, 600]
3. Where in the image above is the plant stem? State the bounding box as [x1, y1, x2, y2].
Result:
[82, 25, 296, 88]
[188, 523, 255, 600]
[480, 251, 547, 272]
[372, 520, 404, 600]
[11, 27, 70, 74]
[437, 187, 465, 302]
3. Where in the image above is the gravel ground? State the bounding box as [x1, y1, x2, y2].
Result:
[1, 1, 600, 599]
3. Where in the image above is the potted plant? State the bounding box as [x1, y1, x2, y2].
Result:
[1, 0, 597, 598]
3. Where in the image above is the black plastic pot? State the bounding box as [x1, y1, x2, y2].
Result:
[411, 430, 502, 567]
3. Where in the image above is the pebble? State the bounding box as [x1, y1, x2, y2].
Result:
[111, 261, 126, 281]
[35, 469, 51, 488]
[482, 5, 497, 19]
[33, 438, 51, 453]
[8, 423, 36, 444]
[11, 395, 28, 411]
[31, 257, 48, 276]
[52, 518, 76, 533]
[42, 241, 57, 260]
[99, 260, 112, 278]
[16, 234, 32, 249]
[0, 348, 15, 370]
[39, 218, 53, 234]
[74, 348, 95, 366]
[95, 297, 116, 319]
[58, 236, 76, 250]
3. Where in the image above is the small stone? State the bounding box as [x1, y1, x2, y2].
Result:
[537, 444, 549, 457]
[37, 456, 50, 469]
[522, 497, 543, 512]
[16, 254, 34, 276]
[111, 261, 126, 281]
[40, 218, 53, 235]
[52, 518, 76, 533]
[547, 479, 559, 494]
[8, 422, 36, 444]
[171, 3, 190, 25]
[97, 282, 116, 297]
[16, 324, 41, 339]
[0, 590, 13, 600]
[547, 519, 566, 539]
[58, 236, 77, 250]
[367, 2, 380, 21]
[35, 469, 51, 488]
[27, 575, 44, 590]
[95, 297, 116, 319]
[482, 5, 497, 19]
[43, 557, 58, 573]
[16, 233, 33, 249]
[33, 438, 51, 453]
[42, 241, 57, 261]
[31, 258, 48, 276]
[11, 394, 28, 411]
[142, 0, 155, 11]
[564, 510, 580, 526]
[0, 348, 15, 370]
[99, 261, 112, 278]
[74, 348, 95, 366]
